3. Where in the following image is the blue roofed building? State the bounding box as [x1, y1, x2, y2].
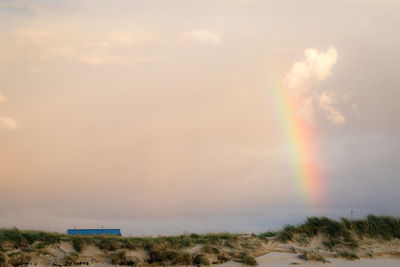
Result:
[67, 228, 121, 236]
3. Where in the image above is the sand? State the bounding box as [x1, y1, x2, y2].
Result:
[81, 252, 400, 267]
[219, 252, 400, 267]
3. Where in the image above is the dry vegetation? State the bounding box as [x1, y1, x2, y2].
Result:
[0, 215, 399, 266]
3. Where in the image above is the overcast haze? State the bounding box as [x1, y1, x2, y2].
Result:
[0, 0, 399, 235]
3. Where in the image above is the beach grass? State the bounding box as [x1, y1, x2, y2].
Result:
[0, 215, 399, 265]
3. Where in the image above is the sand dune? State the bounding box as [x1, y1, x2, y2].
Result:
[219, 252, 400, 267]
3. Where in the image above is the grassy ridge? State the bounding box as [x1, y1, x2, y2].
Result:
[0, 229, 239, 250]
[0, 230, 252, 265]
[276, 215, 400, 250]
[0, 215, 399, 265]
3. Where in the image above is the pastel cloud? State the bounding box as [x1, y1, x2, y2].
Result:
[184, 29, 221, 45]
[318, 91, 346, 124]
[0, 27, 160, 66]
[0, 116, 17, 130]
[287, 46, 337, 95]
[286, 46, 350, 125]
[0, 93, 16, 130]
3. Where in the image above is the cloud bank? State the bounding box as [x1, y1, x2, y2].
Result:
[286, 46, 350, 125]
[184, 29, 221, 45]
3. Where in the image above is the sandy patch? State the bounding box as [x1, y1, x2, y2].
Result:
[82, 244, 103, 257]
[59, 241, 74, 254]
[125, 248, 148, 262]
[219, 252, 400, 267]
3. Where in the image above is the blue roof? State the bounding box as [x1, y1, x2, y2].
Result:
[67, 229, 121, 236]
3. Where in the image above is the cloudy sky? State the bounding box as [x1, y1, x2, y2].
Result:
[0, 0, 399, 235]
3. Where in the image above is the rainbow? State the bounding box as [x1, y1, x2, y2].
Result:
[274, 79, 324, 208]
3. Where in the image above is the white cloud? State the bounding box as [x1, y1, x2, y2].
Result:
[285, 46, 350, 125]
[318, 91, 346, 124]
[184, 29, 221, 45]
[0, 116, 17, 130]
[287, 46, 337, 95]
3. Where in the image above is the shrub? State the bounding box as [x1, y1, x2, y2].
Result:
[161, 235, 193, 249]
[33, 241, 48, 249]
[72, 238, 84, 253]
[64, 252, 79, 265]
[97, 237, 121, 251]
[322, 238, 340, 250]
[295, 235, 309, 246]
[241, 253, 257, 265]
[224, 240, 236, 248]
[337, 251, 359, 261]
[160, 250, 184, 264]
[201, 244, 219, 254]
[299, 252, 329, 263]
[0, 252, 6, 267]
[258, 231, 277, 238]
[276, 227, 294, 243]
[217, 253, 231, 263]
[8, 253, 32, 266]
[182, 252, 193, 265]
[193, 253, 210, 266]
[111, 251, 126, 265]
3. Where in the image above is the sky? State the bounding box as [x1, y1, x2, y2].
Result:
[0, 0, 399, 235]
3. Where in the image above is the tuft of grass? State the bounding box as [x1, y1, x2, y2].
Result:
[216, 253, 231, 263]
[224, 240, 236, 249]
[160, 250, 185, 265]
[72, 238, 84, 253]
[64, 252, 79, 265]
[182, 252, 193, 265]
[299, 252, 329, 263]
[272, 216, 400, 249]
[201, 244, 219, 254]
[276, 224, 301, 243]
[322, 238, 340, 250]
[111, 251, 126, 265]
[8, 253, 32, 266]
[0, 252, 6, 267]
[193, 253, 210, 266]
[241, 253, 257, 265]
[0, 228, 63, 248]
[258, 231, 277, 238]
[96, 237, 122, 251]
[337, 251, 359, 261]
[295, 235, 310, 246]
[351, 215, 400, 240]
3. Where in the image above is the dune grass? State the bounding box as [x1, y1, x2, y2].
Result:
[275, 215, 400, 249]
[240, 252, 257, 265]
[337, 251, 359, 260]
[193, 253, 210, 266]
[299, 252, 330, 263]
[0, 215, 399, 265]
[72, 238, 84, 253]
[258, 231, 277, 238]
[0, 252, 5, 266]
[0, 216, 398, 249]
[0, 228, 64, 247]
